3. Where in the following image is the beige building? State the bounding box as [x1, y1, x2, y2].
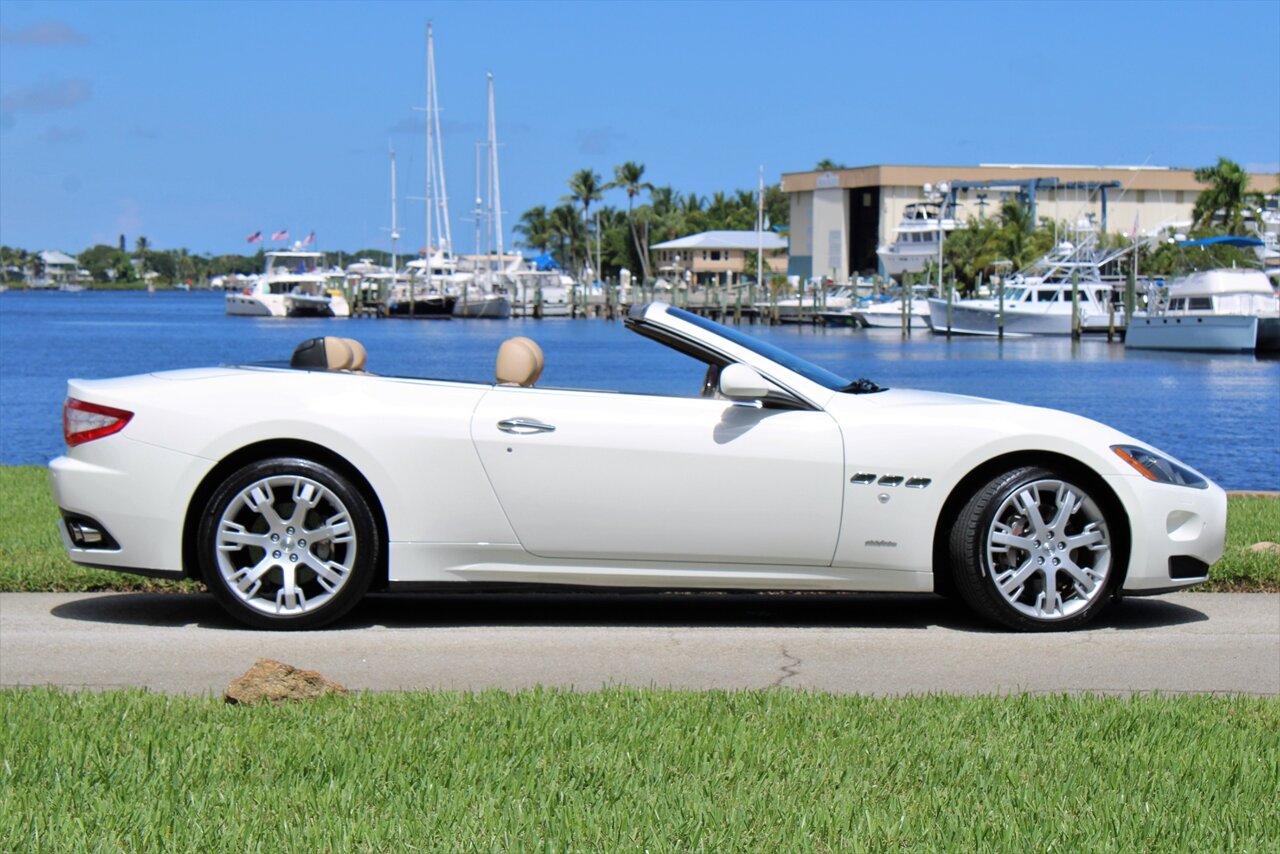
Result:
[782, 164, 1279, 281]
[652, 230, 788, 285]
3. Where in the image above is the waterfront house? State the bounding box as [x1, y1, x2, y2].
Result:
[31, 250, 81, 287]
[652, 230, 788, 287]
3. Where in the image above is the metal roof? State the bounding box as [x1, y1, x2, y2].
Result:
[652, 230, 787, 251]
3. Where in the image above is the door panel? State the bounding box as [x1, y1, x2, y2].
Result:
[471, 387, 844, 565]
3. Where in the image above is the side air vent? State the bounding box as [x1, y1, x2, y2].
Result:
[850, 473, 877, 485]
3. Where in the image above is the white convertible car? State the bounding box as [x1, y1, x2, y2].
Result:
[50, 303, 1226, 631]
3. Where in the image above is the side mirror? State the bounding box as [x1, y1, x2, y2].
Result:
[718, 363, 773, 401]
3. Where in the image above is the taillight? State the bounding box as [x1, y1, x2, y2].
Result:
[64, 398, 134, 447]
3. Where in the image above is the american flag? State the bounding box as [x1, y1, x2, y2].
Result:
[271, 229, 289, 241]
[246, 231, 263, 244]
[301, 231, 315, 246]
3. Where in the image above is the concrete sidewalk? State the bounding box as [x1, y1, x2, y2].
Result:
[1, 590, 1276, 695]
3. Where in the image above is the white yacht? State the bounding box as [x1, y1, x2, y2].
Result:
[1126, 268, 1279, 352]
[876, 202, 958, 278]
[760, 285, 856, 323]
[225, 251, 350, 318]
[926, 230, 1127, 336]
[853, 297, 931, 329]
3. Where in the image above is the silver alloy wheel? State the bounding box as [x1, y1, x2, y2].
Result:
[213, 474, 357, 616]
[984, 478, 1111, 621]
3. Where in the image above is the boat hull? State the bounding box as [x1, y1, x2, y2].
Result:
[285, 293, 350, 318]
[925, 298, 1121, 336]
[453, 295, 512, 319]
[387, 294, 456, 317]
[225, 293, 286, 317]
[1125, 315, 1260, 352]
[856, 299, 931, 329]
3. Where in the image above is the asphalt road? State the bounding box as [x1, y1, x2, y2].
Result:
[1, 590, 1277, 696]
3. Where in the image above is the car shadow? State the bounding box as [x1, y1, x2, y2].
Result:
[48, 590, 1209, 633]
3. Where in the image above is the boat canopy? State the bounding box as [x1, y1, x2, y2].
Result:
[1178, 236, 1264, 248]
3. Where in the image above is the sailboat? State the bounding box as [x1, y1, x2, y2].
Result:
[388, 23, 463, 318]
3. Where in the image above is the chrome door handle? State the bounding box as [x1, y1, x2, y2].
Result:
[497, 417, 556, 434]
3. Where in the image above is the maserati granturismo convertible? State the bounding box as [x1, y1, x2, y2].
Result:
[50, 303, 1226, 630]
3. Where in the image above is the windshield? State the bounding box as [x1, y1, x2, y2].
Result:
[667, 307, 859, 391]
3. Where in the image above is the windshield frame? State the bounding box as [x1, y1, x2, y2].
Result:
[664, 306, 855, 392]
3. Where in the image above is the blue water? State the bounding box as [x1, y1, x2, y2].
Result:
[1, 289, 1277, 489]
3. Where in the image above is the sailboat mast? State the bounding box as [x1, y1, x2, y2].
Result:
[424, 22, 434, 292]
[488, 73, 503, 270]
[431, 37, 451, 258]
[389, 146, 398, 278]
[757, 165, 765, 289]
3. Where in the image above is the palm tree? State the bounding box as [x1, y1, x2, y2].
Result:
[608, 161, 654, 281]
[563, 169, 604, 278]
[514, 205, 553, 253]
[815, 158, 845, 171]
[1191, 157, 1258, 233]
[548, 203, 582, 272]
[134, 235, 150, 277]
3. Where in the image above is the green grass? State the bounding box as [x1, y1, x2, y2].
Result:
[0, 466, 198, 592]
[1214, 494, 1280, 590]
[0, 688, 1275, 851]
[1, 464, 1276, 592]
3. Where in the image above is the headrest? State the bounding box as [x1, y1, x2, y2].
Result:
[344, 338, 367, 371]
[291, 336, 354, 371]
[495, 336, 544, 387]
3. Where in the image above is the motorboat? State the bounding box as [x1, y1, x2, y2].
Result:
[510, 270, 575, 317]
[876, 202, 958, 278]
[225, 251, 350, 318]
[853, 298, 931, 329]
[926, 228, 1128, 336]
[1126, 267, 1279, 352]
[760, 284, 856, 323]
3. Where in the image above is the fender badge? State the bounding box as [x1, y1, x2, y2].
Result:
[865, 540, 898, 548]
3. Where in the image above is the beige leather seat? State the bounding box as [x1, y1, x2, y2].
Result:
[495, 336, 544, 387]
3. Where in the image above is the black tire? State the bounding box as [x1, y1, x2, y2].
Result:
[950, 466, 1117, 631]
[196, 457, 379, 630]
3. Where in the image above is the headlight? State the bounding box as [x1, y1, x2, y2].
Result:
[1112, 445, 1207, 488]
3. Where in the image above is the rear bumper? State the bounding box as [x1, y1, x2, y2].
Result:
[49, 437, 215, 577]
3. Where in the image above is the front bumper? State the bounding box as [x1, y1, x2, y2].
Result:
[49, 437, 215, 578]
[1105, 473, 1228, 593]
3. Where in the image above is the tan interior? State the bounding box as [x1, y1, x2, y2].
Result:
[495, 336, 544, 387]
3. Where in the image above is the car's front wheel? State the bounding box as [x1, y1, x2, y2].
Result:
[950, 466, 1118, 631]
[196, 457, 379, 629]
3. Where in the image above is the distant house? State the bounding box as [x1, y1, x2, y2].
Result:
[33, 250, 81, 287]
[652, 230, 788, 286]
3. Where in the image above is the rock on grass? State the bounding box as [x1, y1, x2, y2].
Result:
[224, 658, 347, 705]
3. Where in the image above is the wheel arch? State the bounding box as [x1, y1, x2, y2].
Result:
[181, 439, 391, 589]
[931, 450, 1131, 594]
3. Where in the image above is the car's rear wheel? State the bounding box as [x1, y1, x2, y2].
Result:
[196, 457, 378, 629]
[950, 466, 1116, 631]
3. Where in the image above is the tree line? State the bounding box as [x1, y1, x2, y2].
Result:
[0, 241, 404, 286]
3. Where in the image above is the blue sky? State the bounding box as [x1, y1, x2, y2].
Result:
[2, 0, 1277, 257]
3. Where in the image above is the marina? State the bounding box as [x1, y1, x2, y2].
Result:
[1, 288, 1276, 490]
